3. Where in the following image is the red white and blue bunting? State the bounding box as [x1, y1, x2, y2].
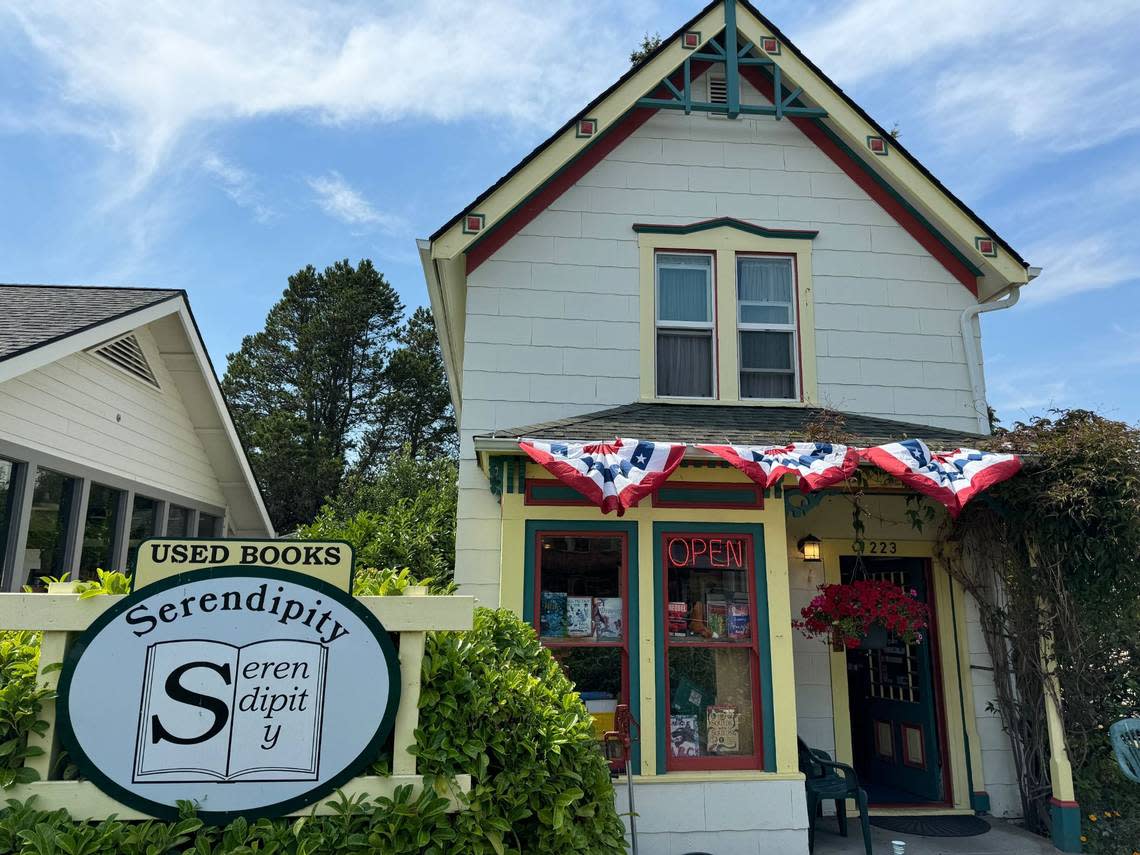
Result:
[518, 438, 686, 515]
[857, 440, 1022, 518]
[698, 443, 858, 492]
[516, 437, 1020, 516]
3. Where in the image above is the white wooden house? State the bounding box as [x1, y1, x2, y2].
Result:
[417, 2, 1080, 852]
[0, 285, 272, 590]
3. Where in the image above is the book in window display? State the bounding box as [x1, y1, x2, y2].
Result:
[540, 591, 567, 638]
[706, 704, 741, 754]
[670, 714, 700, 757]
[565, 596, 593, 637]
[667, 601, 688, 637]
[728, 592, 751, 640]
[592, 597, 623, 640]
[705, 593, 728, 639]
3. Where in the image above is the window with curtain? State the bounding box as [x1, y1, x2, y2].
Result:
[656, 253, 714, 398]
[737, 256, 797, 400]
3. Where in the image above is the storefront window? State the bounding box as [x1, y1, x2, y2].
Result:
[0, 460, 16, 570]
[22, 468, 77, 588]
[166, 505, 191, 537]
[79, 484, 123, 580]
[197, 513, 219, 537]
[535, 533, 628, 746]
[663, 531, 763, 770]
[126, 496, 159, 571]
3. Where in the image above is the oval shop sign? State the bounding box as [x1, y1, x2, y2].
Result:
[56, 567, 400, 822]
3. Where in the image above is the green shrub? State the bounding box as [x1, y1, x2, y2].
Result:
[0, 633, 49, 789]
[0, 584, 625, 853]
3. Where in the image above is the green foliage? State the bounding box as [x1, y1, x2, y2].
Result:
[299, 451, 458, 579]
[1075, 742, 1140, 855]
[222, 259, 455, 532]
[0, 634, 49, 789]
[629, 32, 662, 65]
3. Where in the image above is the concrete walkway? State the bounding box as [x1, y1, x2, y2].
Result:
[813, 818, 1059, 855]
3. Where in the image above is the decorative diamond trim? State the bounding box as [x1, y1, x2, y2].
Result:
[866, 135, 889, 156]
[975, 237, 997, 257]
[760, 36, 781, 55]
[463, 213, 486, 235]
[682, 31, 701, 50]
[576, 118, 598, 138]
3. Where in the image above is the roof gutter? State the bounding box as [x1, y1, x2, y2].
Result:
[961, 266, 1041, 434]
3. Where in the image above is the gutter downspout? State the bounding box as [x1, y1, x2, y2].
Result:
[960, 267, 1040, 434]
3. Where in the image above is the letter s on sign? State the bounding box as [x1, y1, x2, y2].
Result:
[151, 661, 232, 746]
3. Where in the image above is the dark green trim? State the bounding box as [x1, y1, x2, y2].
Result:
[527, 483, 586, 503]
[1050, 801, 1083, 852]
[633, 217, 817, 241]
[522, 520, 641, 772]
[653, 484, 763, 508]
[811, 121, 985, 278]
[652, 522, 775, 773]
[56, 566, 401, 824]
[971, 791, 991, 813]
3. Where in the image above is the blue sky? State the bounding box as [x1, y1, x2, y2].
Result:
[1, 0, 1138, 426]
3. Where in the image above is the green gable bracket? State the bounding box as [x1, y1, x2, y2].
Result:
[633, 217, 817, 241]
[487, 455, 526, 502]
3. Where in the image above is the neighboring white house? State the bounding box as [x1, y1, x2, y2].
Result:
[418, 1, 1058, 852]
[0, 284, 272, 590]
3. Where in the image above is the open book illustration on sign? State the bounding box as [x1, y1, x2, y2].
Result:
[133, 639, 328, 783]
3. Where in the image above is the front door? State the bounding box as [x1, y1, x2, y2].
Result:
[842, 556, 946, 805]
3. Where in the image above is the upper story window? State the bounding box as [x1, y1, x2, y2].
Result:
[656, 253, 715, 398]
[737, 256, 797, 400]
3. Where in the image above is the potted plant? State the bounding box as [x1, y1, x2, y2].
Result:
[793, 579, 929, 651]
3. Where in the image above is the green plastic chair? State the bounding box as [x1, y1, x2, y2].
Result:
[1109, 718, 1140, 784]
[798, 738, 873, 855]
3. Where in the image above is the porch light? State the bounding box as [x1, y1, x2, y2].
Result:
[797, 535, 822, 562]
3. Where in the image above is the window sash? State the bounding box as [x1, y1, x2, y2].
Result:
[657, 254, 714, 327]
[737, 256, 798, 400]
[657, 330, 715, 398]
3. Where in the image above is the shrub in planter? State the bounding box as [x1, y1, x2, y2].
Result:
[794, 579, 928, 650]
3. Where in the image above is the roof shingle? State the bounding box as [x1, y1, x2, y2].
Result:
[480, 401, 984, 448]
[0, 284, 182, 362]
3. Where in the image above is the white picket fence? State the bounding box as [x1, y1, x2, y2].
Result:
[1, 583, 475, 819]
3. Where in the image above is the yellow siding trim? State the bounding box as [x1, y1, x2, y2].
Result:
[636, 229, 818, 405]
[637, 517, 657, 775]
[762, 502, 799, 773]
[951, 574, 987, 797]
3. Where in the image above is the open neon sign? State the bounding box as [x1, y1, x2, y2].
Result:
[666, 536, 747, 570]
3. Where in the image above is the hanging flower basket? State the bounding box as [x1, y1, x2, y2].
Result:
[795, 579, 929, 651]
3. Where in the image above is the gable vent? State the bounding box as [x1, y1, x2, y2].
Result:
[707, 69, 727, 118]
[89, 333, 160, 389]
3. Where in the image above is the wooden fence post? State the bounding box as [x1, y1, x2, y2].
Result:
[25, 581, 79, 782]
[392, 586, 427, 776]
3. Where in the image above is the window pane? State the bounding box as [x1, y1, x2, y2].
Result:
[167, 505, 191, 537]
[740, 331, 793, 371]
[737, 257, 793, 304]
[741, 372, 796, 400]
[79, 484, 122, 579]
[668, 647, 756, 759]
[126, 496, 158, 571]
[658, 256, 711, 323]
[665, 533, 753, 643]
[739, 304, 791, 325]
[0, 460, 15, 570]
[657, 331, 713, 397]
[538, 535, 623, 641]
[198, 513, 219, 537]
[22, 468, 77, 587]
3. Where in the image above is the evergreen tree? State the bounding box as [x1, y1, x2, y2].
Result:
[223, 259, 404, 530]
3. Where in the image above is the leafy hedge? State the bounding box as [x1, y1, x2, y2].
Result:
[0, 573, 626, 854]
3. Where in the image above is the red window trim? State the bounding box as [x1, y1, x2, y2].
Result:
[532, 529, 632, 722]
[661, 530, 765, 772]
[735, 250, 804, 402]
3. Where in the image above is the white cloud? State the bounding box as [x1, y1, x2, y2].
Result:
[1, 0, 638, 193]
[1020, 235, 1139, 304]
[306, 171, 403, 233]
[201, 153, 274, 222]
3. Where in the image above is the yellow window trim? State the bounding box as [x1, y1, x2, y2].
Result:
[637, 226, 818, 405]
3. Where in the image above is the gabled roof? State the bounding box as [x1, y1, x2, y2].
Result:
[475, 401, 982, 450]
[0, 284, 181, 362]
[0, 284, 273, 537]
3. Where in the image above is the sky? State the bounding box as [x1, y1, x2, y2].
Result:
[1, 0, 1139, 427]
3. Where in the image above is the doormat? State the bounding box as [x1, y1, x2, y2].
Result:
[870, 815, 990, 837]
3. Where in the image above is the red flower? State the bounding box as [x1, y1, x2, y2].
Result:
[793, 580, 929, 647]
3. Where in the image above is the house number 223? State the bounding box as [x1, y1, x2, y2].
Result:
[867, 541, 897, 554]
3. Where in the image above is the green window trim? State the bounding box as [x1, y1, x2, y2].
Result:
[523, 519, 641, 772]
[652, 521, 775, 773]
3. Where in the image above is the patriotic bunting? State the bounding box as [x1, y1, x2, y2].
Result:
[857, 440, 1022, 517]
[518, 437, 686, 515]
[699, 442, 859, 492]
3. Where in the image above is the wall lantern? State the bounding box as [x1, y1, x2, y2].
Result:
[797, 534, 822, 562]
